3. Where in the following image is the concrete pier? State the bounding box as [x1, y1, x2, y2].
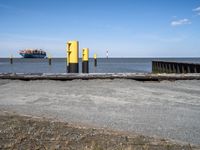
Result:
[0, 73, 200, 81]
[152, 61, 200, 73]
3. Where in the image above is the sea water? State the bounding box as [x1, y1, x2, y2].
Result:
[0, 58, 200, 73]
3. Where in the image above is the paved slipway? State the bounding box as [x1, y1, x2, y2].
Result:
[0, 79, 200, 145]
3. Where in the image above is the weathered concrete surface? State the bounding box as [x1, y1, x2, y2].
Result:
[1, 73, 200, 81]
[0, 79, 200, 146]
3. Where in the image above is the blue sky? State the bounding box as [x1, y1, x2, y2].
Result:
[0, 0, 200, 57]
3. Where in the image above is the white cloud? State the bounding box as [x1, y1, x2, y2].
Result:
[171, 19, 191, 27]
[193, 7, 200, 11]
[193, 6, 200, 15]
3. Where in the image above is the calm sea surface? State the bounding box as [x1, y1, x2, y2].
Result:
[0, 58, 200, 73]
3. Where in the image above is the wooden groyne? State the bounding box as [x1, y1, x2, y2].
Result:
[0, 73, 200, 81]
[152, 61, 200, 73]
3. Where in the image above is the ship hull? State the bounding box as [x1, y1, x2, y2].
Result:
[20, 53, 46, 58]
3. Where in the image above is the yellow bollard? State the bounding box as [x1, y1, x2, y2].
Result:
[67, 41, 79, 73]
[94, 54, 97, 67]
[82, 48, 89, 73]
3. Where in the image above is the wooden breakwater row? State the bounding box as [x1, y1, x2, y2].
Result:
[152, 61, 200, 73]
[0, 73, 200, 81]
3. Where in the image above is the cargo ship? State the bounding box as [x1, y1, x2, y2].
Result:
[19, 49, 46, 58]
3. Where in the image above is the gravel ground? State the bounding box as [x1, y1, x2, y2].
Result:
[1, 112, 195, 150]
[0, 79, 200, 146]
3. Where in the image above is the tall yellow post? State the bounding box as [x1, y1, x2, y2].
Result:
[94, 54, 97, 67]
[67, 41, 79, 73]
[82, 48, 89, 73]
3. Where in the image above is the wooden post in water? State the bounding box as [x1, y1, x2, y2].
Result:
[10, 55, 13, 64]
[94, 54, 97, 67]
[48, 55, 52, 66]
